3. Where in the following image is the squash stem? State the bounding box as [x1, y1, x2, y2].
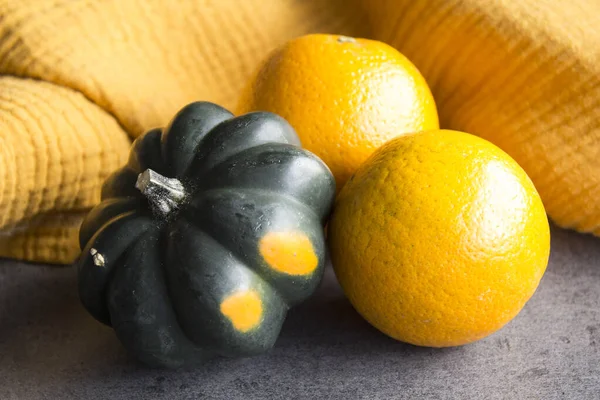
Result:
[135, 169, 186, 216]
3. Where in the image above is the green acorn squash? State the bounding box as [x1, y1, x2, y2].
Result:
[76, 102, 335, 368]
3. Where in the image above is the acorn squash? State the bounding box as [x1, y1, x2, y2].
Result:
[76, 102, 335, 368]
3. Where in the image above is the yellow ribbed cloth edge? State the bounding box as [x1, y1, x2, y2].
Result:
[0, 77, 130, 262]
[366, 0, 600, 235]
[1, 0, 600, 264]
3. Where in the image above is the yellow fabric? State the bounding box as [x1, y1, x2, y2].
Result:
[0, 77, 130, 262]
[0, 0, 598, 264]
[366, 0, 600, 236]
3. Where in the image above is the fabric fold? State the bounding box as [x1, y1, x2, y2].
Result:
[0, 76, 130, 262]
[364, 0, 600, 234]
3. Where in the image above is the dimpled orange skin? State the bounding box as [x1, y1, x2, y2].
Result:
[236, 34, 439, 190]
[329, 130, 551, 347]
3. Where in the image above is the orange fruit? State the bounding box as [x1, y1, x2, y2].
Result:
[328, 130, 551, 347]
[236, 33, 439, 190]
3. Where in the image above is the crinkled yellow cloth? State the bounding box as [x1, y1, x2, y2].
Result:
[1, 0, 599, 264]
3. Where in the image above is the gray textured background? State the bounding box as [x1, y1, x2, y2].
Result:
[1, 225, 599, 399]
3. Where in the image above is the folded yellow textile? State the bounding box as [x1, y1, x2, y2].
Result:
[1, 0, 599, 264]
[0, 77, 130, 262]
[366, 0, 600, 236]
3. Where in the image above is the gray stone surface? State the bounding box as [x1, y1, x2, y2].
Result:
[0, 225, 599, 399]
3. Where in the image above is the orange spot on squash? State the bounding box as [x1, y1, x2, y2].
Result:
[259, 231, 318, 275]
[220, 290, 263, 332]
